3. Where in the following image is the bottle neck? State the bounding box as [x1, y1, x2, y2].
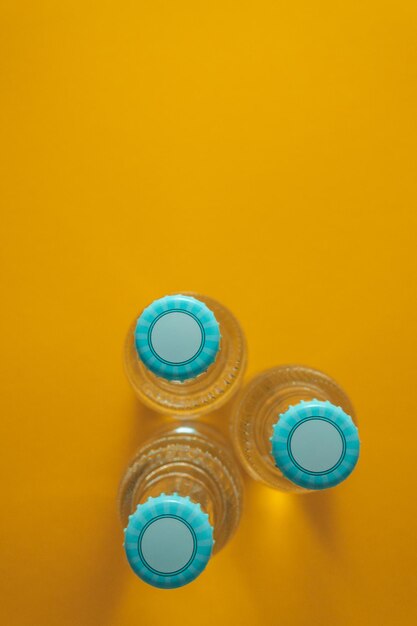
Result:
[118, 423, 243, 553]
[131, 456, 218, 527]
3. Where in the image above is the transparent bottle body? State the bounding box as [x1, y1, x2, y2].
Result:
[230, 365, 357, 493]
[118, 421, 243, 554]
[124, 293, 247, 417]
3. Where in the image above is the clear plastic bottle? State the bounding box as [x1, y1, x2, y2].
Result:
[231, 365, 360, 493]
[124, 293, 247, 417]
[118, 421, 243, 589]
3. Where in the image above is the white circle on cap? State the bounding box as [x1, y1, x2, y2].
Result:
[289, 419, 344, 473]
[150, 312, 203, 364]
[140, 517, 195, 574]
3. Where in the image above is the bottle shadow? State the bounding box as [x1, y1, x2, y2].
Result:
[296, 489, 346, 561]
[80, 396, 165, 626]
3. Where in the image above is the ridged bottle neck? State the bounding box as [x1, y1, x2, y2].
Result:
[132, 453, 219, 527]
[118, 423, 243, 554]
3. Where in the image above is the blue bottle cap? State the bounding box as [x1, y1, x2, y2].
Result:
[134, 295, 221, 381]
[271, 400, 360, 490]
[124, 493, 214, 589]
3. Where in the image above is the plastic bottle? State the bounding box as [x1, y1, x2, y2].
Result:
[118, 421, 243, 589]
[124, 293, 247, 417]
[231, 365, 360, 492]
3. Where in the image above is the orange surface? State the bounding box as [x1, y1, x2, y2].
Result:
[1, 2, 417, 625]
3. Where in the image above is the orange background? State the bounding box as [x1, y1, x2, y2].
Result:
[1, 2, 417, 625]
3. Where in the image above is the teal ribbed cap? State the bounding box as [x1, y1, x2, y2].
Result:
[134, 295, 220, 382]
[271, 400, 360, 490]
[124, 493, 214, 589]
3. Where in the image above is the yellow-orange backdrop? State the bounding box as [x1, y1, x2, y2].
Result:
[1, 2, 417, 625]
